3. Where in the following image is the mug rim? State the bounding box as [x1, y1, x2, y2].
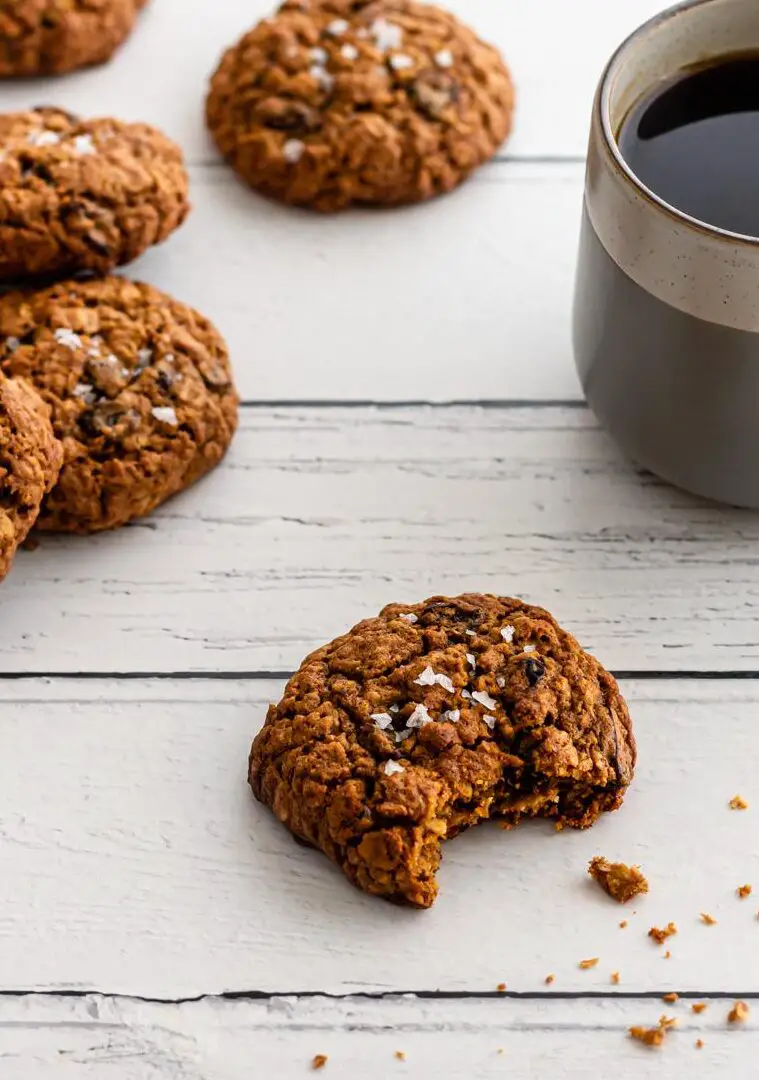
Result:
[599, 0, 759, 248]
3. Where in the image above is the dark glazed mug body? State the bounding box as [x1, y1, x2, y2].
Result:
[574, 0, 759, 507]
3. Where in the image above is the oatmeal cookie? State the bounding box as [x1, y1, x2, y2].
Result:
[0, 0, 149, 77]
[250, 594, 635, 907]
[0, 276, 239, 533]
[0, 371, 62, 581]
[0, 107, 189, 280]
[207, 0, 514, 211]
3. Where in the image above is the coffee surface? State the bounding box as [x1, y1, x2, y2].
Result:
[618, 54, 759, 236]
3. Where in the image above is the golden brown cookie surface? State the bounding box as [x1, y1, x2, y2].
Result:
[0, 276, 239, 533]
[0, 108, 189, 281]
[0, 372, 62, 581]
[207, 0, 514, 211]
[250, 594, 635, 907]
[0, 0, 149, 77]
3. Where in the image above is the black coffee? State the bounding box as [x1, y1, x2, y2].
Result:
[618, 54, 759, 236]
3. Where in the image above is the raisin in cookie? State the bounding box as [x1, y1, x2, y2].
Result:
[0, 276, 238, 533]
[0, 0, 149, 78]
[0, 372, 62, 581]
[207, 0, 514, 211]
[250, 594, 635, 907]
[0, 107, 189, 280]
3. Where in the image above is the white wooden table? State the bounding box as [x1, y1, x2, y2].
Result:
[2, 1, 757, 1075]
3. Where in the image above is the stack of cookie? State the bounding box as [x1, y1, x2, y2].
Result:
[0, 3, 239, 583]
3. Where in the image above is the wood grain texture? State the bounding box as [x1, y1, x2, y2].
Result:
[3, 406, 759, 675]
[130, 162, 586, 402]
[0, 995, 748, 1079]
[0, 677, 757, 997]
[0, 0, 667, 162]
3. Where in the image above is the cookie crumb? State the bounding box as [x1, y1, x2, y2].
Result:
[738, 884, 752, 899]
[649, 922, 678, 945]
[545, 974, 555, 985]
[692, 1003, 708, 1015]
[394, 1051, 406, 1061]
[700, 912, 717, 926]
[588, 856, 649, 903]
[662, 993, 679, 1003]
[629, 1022, 668, 1048]
[664, 950, 672, 960]
[611, 972, 620, 985]
[312, 1055, 328, 1070]
[730, 794, 749, 810]
[619, 920, 628, 929]
[496, 983, 507, 992]
[728, 1001, 750, 1024]
[659, 1015, 678, 1031]
[579, 958, 599, 970]
[696, 1039, 704, 1050]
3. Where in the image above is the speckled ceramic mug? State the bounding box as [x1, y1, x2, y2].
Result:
[574, 0, 759, 507]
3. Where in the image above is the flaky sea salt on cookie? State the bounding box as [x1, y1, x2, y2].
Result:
[250, 593, 635, 907]
[0, 107, 188, 280]
[207, 0, 515, 211]
[0, 277, 239, 533]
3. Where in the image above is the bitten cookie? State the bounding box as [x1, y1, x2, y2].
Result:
[207, 0, 514, 211]
[0, 107, 189, 280]
[0, 277, 239, 533]
[0, 372, 62, 581]
[0, 0, 149, 78]
[250, 594, 635, 907]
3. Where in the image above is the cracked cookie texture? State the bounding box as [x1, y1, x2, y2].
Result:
[0, 372, 62, 581]
[207, 0, 514, 210]
[250, 594, 636, 907]
[0, 0, 148, 77]
[0, 276, 239, 533]
[0, 107, 189, 281]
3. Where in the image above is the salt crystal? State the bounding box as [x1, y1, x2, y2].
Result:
[399, 613, 418, 624]
[54, 328, 82, 351]
[443, 709, 460, 722]
[466, 653, 476, 669]
[73, 382, 96, 403]
[135, 347, 153, 370]
[310, 46, 328, 64]
[371, 17, 403, 51]
[465, 629, 476, 637]
[524, 645, 536, 653]
[28, 129, 60, 147]
[500, 626, 515, 643]
[407, 703, 432, 728]
[389, 53, 414, 71]
[326, 18, 349, 35]
[389, 704, 400, 714]
[472, 690, 497, 711]
[5, 337, 20, 353]
[309, 64, 335, 90]
[151, 406, 178, 426]
[414, 666, 454, 693]
[341, 44, 359, 60]
[371, 713, 393, 730]
[72, 134, 96, 156]
[496, 676, 506, 689]
[283, 139, 305, 164]
[384, 760, 405, 776]
[434, 48, 454, 68]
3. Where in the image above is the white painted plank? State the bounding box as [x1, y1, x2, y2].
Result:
[2, 406, 759, 674]
[0, 0, 668, 162]
[0, 995, 749, 1079]
[129, 162, 585, 402]
[1, 677, 758, 997]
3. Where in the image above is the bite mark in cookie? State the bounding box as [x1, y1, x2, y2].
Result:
[250, 593, 636, 907]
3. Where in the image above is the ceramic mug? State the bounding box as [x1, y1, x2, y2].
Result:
[574, 0, 759, 507]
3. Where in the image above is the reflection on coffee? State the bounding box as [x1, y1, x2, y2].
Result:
[618, 53, 759, 236]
